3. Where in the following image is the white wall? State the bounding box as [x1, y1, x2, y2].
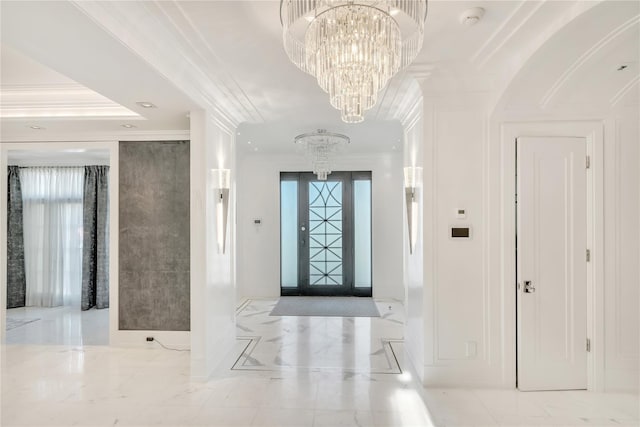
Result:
[603, 105, 639, 391]
[190, 110, 236, 380]
[409, 93, 495, 387]
[404, 100, 639, 390]
[236, 150, 404, 301]
[402, 97, 426, 381]
[401, 1, 639, 391]
[403, 88, 639, 392]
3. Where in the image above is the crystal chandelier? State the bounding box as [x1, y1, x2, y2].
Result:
[281, 0, 428, 123]
[294, 129, 350, 180]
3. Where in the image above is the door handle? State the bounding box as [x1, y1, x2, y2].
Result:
[523, 280, 535, 293]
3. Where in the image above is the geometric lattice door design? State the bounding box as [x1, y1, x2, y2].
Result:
[308, 181, 343, 286]
[280, 171, 371, 296]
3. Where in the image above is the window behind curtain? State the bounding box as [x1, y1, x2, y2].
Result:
[20, 167, 84, 307]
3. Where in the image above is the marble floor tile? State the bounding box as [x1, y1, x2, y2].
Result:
[313, 409, 375, 426]
[371, 409, 437, 427]
[2, 299, 638, 427]
[191, 406, 259, 426]
[473, 389, 550, 418]
[260, 378, 319, 409]
[251, 407, 315, 426]
[234, 300, 404, 375]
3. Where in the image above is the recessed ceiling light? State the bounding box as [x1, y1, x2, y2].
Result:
[247, 141, 252, 144]
[254, 147, 259, 152]
[136, 101, 157, 108]
[28, 125, 44, 130]
[121, 124, 136, 129]
[460, 7, 485, 26]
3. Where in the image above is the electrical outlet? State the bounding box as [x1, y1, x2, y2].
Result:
[146, 337, 154, 342]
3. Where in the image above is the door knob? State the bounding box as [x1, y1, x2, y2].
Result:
[523, 281, 535, 293]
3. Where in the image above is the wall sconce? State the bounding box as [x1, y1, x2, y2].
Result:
[211, 169, 230, 254]
[404, 166, 422, 254]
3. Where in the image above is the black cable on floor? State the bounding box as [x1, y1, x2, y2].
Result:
[153, 338, 190, 352]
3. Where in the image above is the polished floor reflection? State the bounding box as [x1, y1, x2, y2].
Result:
[5, 305, 109, 346]
[1, 300, 638, 426]
[234, 299, 403, 374]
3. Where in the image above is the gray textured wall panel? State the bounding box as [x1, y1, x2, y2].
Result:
[119, 141, 190, 331]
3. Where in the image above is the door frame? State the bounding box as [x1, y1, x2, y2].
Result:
[280, 171, 372, 297]
[500, 121, 604, 391]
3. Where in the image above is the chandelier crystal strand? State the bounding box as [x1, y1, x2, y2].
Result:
[281, 0, 427, 123]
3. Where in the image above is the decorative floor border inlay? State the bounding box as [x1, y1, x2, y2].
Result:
[232, 299, 405, 374]
[232, 336, 403, 374]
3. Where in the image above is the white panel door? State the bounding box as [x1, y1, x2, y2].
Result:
[517, 136, 587, 391]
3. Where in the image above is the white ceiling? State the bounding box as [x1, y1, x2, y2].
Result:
[497, 1, 639, 116]
[1, 44, 140, 123]
[1, 1, 638, 152]
[0, 0, 195, 137]
[2, 44, 76, 86]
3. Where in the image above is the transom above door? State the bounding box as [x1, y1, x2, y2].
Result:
[280, 171, 372, 296]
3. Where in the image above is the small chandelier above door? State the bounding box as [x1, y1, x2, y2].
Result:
[280, 0, 428, 124]
[294, 129, 350, 180]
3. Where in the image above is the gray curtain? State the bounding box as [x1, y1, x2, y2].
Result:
[81, 166, 109, 310]
[7, 166, 26, 308]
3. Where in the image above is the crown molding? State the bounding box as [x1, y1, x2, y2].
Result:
[393, 82, 423, 128]
[472, 0, 545, 69]
[1, 129, 190, 143]
[160, 1, 263, 124]
[374, 69, 424, 125]
[71, 1, 260, 127]
[0, 83, 139, 119]
[473, 0, 600, 79]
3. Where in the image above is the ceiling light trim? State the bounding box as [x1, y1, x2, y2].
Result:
[136, 101, 157, 108]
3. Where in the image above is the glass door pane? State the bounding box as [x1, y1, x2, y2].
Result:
[308, 181, 343, 286]
[280, 180, 298, 288]
[353, 180, 372, 287]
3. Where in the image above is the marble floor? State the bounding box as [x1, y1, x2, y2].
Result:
[4, 305, 109, 346]
[1, 299, 638, 426]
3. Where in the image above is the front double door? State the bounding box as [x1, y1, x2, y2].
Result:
[280, 172, 371, 296]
